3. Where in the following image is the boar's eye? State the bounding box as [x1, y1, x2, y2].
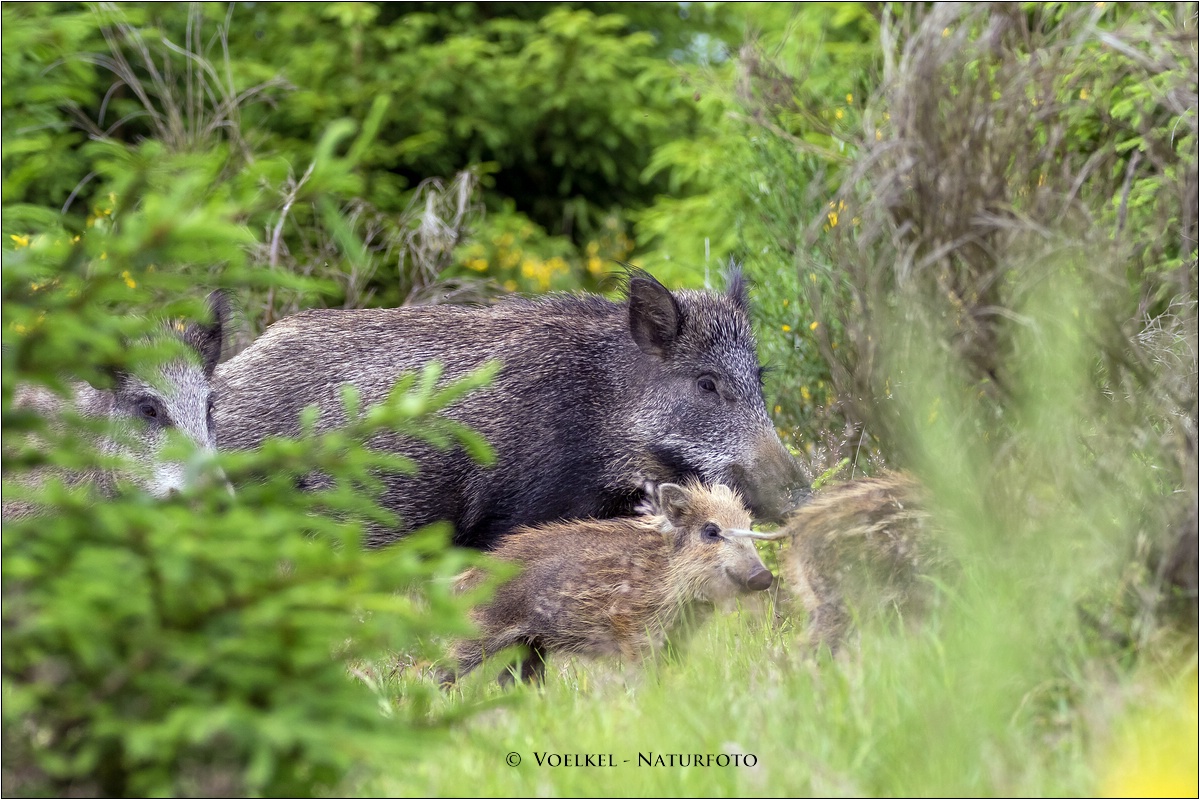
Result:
[136, 397, 166, 425]
[701, 522, 723, 541]
[697, 375, 718, 394]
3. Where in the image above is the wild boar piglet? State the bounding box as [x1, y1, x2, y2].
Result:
[444, 481, 777, 685]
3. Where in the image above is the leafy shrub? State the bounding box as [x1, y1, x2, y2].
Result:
[734, 4, 1197, 629]
[2, 11, 500, 794]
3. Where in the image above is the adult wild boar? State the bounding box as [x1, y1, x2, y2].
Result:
[3, 293, 228, 520]
[214, 268, 807, 548]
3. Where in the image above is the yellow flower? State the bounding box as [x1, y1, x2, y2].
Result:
[800, 386, 811, 402]
[10, 312, 46, 334]
[121, 270, 136, 289]
[773, 405, 782, 415]
[835, 108, 844, 120]
[10, 234, 29, 249]
[782, 298, 789, 307]
[781, 324, 792, 333]
[846, 93, 853, 104]
[827, 211, 839, 227]
[503, 279, 517, 292]
[875, 129, 883, 141]
[1079, 88, 1090, 100]
[942, 27, 951, 37]
[1099, 672, 1197, 798]
[809, 321, 819, 331]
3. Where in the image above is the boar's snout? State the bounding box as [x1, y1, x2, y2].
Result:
[745, 564, 773, 591]
[730, 447, 812, 524]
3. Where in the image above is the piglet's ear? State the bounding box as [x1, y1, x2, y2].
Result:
[655, 483, 690, 527]
[182, 290, 229, 379]
[628, 271, 683, 359]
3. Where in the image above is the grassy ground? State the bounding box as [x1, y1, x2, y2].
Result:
[357, 588, 1197, 797]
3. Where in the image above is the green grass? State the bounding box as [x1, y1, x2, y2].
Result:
[355, 588, 1197, 797]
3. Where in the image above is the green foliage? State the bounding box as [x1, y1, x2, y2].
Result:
[3, 238, 496, 798]
[2, 2, 735, 310]
[0, 3, 106, 208]
[2, 466, 479, 797]
[727, 1, 1197, 640]
[1, 19, 499, 793]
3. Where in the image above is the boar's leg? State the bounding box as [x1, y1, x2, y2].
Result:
[518, 642, 548, 684]
[497, 641, 547, 687]
[441, 639, 488, 687]
[789, 537, 851, 655]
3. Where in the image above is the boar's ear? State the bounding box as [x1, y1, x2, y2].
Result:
[655, 483, 690, 526]
[726, 260, 749, 312]
[628, 271, 683, 359]
[182, 290, 229, 379]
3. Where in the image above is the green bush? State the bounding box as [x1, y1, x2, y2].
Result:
[732, 3, 1197, 626]
[1, 3, 742, 306]
[1, 15, 500, 792]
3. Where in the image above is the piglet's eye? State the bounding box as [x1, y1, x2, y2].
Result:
[701, 522, 723, 541]
[139, 402, 158, 419]
[697, 375, 718, 394]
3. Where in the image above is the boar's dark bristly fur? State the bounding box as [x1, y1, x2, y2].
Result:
[443, 481, 773, 685]
[214, 268, 807, 549]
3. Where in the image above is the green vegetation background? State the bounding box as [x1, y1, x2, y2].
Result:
[2, 2, 1196, 796]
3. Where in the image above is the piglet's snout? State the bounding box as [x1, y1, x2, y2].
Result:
[745, 565, 773, 591]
